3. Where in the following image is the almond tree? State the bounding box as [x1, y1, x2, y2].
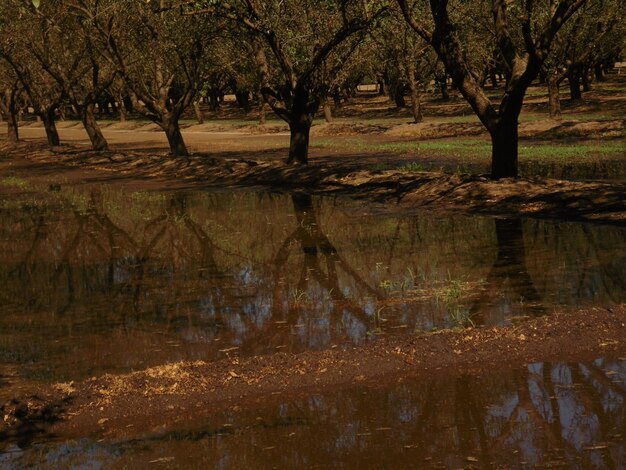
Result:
[190, 0, 387, 165]
[0, 64, 22, 143]
[12, 0, 115, 150]
[396, 0, 589, 179]
[0, 1, 65, 146]
[81, 0, 221, 156]
[541, 0, 625, 116]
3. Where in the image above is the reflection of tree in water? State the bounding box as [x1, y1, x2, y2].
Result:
[41, 359, 621, 468]
[470, 218, 544, 325]
[0, 192, 242, 378]
[0, 191, 385, 377]
[270, 193, 382, 345]
[195, 360, 623, 469]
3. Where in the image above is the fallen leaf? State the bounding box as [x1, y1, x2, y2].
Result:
[149, 457, 175, 464]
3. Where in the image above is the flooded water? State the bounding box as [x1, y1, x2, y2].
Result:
[0, 184, 625, 385]
[3, 358, 625, 468]
[1, 181, 625, 467]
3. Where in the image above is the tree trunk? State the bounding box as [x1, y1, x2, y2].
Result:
[209, 91, 220, 112]
[81, 103, 109, 151]
[406, 59, 423, 123]
[581, 68, 591, 92]
[568, 70, 582, 100]
[117, 96, 127, 122]
[439, 77, 449, 100]
[594, 64, 605, 82]
[287, 118, 312, 165]
[489, 68, 498, 88]
[6, 114, 19, 142]
[42, 109, 60, 146]
[377, 79, 386, 96]
[490, 119, 518, 179]
[332, 89, 342, 109]
[410, 91, 423, 123]
[323, 100, 333, 123]
[392, 83, 406, 108]
[258, 93, 267, 125]
[193, 101, 204, 124]
[162, 117, 189, 157]
[235, 91, 251, 111]
[2, 87, 19, 143]
[547, 77, 561, 120]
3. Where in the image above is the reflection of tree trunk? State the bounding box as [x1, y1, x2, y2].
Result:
[272, 194, 382, 332]
[470, 219, 543, 325]
[570, 364, 618, 469]
[455, 376, 492, 466]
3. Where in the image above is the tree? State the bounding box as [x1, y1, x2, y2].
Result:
[396, 0, 589, 179]
[191, 0, 387, 164]
[541, 0, 626, 115]
[372, 11, 438, 122]
[82, 0, 221, 156]
[12, 0, 115, 150]
[0, 65, 22, 143]
[0, 0, 65, 146]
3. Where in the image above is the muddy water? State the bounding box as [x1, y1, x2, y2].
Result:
[0, 184, 625, 389]
[3, 358, 625, 468]
[1, 181, 626, 467]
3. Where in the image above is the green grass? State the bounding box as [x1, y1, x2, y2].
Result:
[0, 177, 30, 189]
[520, 142, 625, 159]
[314, 137, 624, 161]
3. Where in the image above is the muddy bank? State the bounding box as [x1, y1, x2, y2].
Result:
[2, 141, 625, 225]
[2, 305, 624, 443]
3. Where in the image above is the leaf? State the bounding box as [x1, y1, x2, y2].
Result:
[32, 0, 40, 8]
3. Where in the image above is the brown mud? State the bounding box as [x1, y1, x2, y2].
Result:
[2, 305, 625, 443]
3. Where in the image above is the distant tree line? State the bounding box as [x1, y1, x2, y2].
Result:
[0, 0, 623, 178]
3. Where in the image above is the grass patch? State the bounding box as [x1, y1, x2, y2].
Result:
[520, 142, 625, 159]
[0, 177, 30, 189]
[314, 137, 623, 162]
